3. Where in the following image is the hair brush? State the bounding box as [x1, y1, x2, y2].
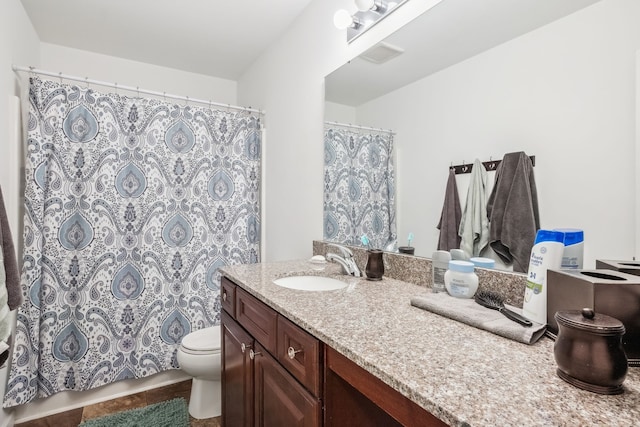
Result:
[474, 290, 532, 327]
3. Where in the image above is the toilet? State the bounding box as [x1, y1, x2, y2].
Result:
[176, 325, 222, 419]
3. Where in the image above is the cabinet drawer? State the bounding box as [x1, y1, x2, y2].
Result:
[277, 315, 322, 396]
[236, 287, 277, 354]
[221, 276, 236, 317]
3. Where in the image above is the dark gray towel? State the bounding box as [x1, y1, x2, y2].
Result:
[487, 152, 539, 272]
[437, 168, 462, 251]
[0, 186, 21, 310]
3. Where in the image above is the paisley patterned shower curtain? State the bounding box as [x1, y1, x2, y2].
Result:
[323, 125, 396, 250]
[3, 77, 261, 406]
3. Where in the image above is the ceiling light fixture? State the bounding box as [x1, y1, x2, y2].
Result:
[334, 0, 407, 43]
[333, 9, 362, 30]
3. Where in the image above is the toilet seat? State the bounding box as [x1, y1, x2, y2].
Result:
[180, 326, 221, 355]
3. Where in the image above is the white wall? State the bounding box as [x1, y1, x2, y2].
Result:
[324, 101, 356, 124]
[239, 0, 444, 262]
[0, 0, 39, 238]
[39, 43, 238, 105]
[0, 1, 40, 425]
[352, 0, 640, 267]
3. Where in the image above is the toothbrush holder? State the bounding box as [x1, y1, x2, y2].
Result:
[365, 249, 385, 281]
[398, 246, 415, 255]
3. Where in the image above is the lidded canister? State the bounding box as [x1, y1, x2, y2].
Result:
[554, 308, 627, 395]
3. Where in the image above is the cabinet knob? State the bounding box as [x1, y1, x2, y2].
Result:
[222, 291, 227, 302]
[287, 346, 303, 359]
[241, 342, 253, 353]
[249, 349, 261, 360]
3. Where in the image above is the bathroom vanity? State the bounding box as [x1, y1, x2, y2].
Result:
[220, 260, 640, 426]
[221, 274, 443, 426]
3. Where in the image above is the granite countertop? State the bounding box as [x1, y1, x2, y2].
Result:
[220, 260, 640, 427]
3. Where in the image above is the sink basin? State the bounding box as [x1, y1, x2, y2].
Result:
[273, 276, 348, 291]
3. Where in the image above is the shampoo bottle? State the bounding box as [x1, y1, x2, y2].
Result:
[522, 230, 565, 324]
[554, 228, 584, 269]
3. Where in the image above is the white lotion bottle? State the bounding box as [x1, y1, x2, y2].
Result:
[522, 230, 565, 324]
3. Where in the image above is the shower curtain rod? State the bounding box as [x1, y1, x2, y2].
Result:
[324, 120, 395, 135]
[12, 65, 264, 115]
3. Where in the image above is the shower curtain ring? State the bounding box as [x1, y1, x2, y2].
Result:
[136, 86, 140, 98]
[114, 82, 118, 94]
[85, 77, 89, 89]
[59, 72, 63, 84]
[185, 96, 189, 107]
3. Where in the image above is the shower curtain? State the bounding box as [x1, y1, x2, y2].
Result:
[323, 125, 396, 250]
[3, 77, 261, 406]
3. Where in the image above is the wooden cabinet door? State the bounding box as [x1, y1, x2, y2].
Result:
[222, 311, 254, 427]
[254, 342, 321, 427]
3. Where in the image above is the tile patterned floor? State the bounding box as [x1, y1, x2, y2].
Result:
[14, 380, 221, 427]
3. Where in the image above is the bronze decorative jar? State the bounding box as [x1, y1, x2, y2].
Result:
[554, 308, 627, 394]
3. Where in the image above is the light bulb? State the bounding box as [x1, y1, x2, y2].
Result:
[355, 0, 375, 12]
[333, 9, 353, 29]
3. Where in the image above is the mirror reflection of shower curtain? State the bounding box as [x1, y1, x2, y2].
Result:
[4, 76, 262, 407]
[323, 125, 396, 250]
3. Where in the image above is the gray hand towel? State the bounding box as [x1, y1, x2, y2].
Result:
[0, 186, 20, 367]
[486, 152, 539, 272]
[437, 168, 462, 251]
[0, 186, 21, 310]
[410, 292, 546, 345]
[0, 188, 22, 310]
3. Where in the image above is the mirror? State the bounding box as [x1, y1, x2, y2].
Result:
[324, 0, 638, 271]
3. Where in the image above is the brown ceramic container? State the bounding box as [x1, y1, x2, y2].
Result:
[554, 308, 627, 394]
[365, 249, 384, 281]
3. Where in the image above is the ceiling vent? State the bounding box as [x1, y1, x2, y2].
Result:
[358, 41, 405, 64]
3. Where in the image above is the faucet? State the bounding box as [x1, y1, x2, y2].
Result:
[326, 243, 361, 277]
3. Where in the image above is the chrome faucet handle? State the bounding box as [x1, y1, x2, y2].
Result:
[326, 243, 354, 259]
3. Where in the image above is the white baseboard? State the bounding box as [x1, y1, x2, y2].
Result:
[12, 370, 190, 423]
